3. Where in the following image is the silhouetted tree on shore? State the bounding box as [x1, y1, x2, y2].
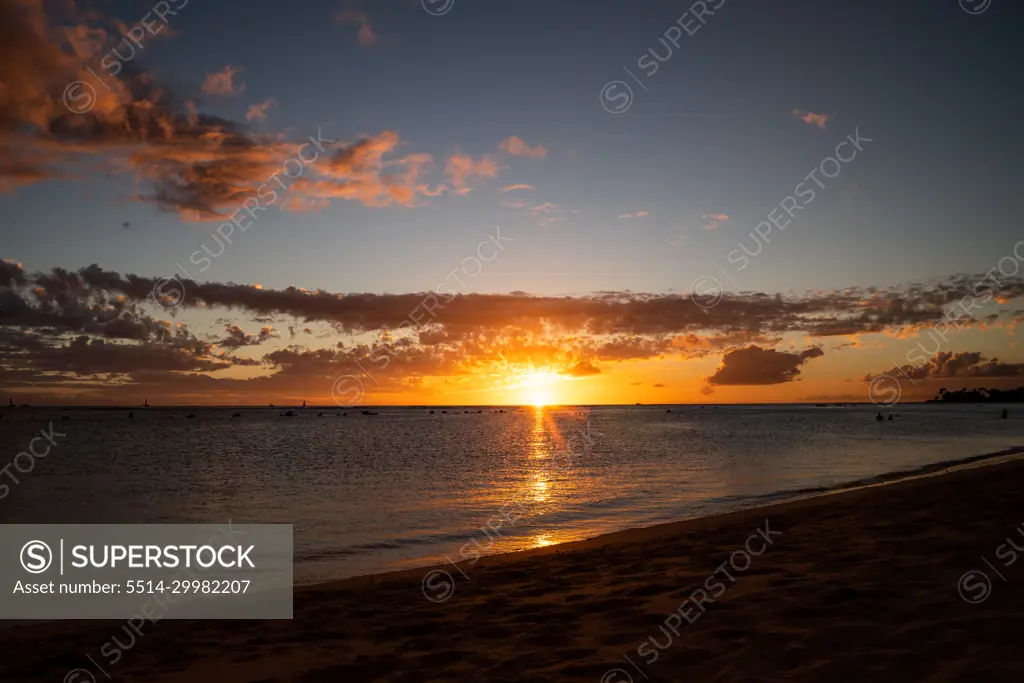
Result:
[929, 386, 1024, 403]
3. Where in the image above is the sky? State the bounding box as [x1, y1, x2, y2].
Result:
[1, 0, 1023, 406]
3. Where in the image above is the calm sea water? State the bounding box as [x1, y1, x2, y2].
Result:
[0, 404, 1020, 582]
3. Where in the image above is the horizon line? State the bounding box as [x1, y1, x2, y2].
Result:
[2, 401, 931, 409]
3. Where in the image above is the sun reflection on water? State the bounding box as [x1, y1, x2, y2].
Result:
[533, 534, 556, 548]
[509, 405, 585, 550]
[531, 476, 549, 502]
[529, 405, 549, 459]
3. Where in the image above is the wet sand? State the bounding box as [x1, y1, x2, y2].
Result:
[3, 453, 1024, 682]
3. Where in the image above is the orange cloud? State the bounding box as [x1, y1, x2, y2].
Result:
[335, 6, 377, 46]
[245, 98, 277, 122]
[499, 184, 535, 193]
[701, 213, 729, 230]
[0, 0, 526, 221]
[445, 153, 499, 191]
[531, 203, 559, 214]
[202, 65, 245, 96]
[293, 134, 439, 208]
[792, 109, 833, 129]
[0, 2, 472, 220]
[618, 211, 649, 219]
[499, 136, 547, 159]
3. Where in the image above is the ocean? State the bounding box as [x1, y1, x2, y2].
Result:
[0, 403, 1019, 583]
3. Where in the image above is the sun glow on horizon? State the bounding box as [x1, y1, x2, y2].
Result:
[519, 369, 560, 407]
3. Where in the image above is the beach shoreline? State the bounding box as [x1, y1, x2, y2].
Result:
[4, 445, 1024, 681]
[298, 444, 1024, 588]
[4, 403, 1018, 586]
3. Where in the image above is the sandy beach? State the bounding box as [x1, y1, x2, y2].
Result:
[4, 453, 1024, 683]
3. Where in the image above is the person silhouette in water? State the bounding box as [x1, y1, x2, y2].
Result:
[876, 412, 884, 421]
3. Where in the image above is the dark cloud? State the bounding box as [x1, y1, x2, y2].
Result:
[707, 346, 824, 386]
[11, 262, 1024, 349]
[6, 334, 243, 376]
[865, 351, 1024, 382]
[565, 361, 601, 377]
[594, 336, 673, 361]
[0, 266, 184, 344]
[215, 324, 276, 348]
[44, 264, 1024, 341]
[671, 331, 779, 359]
[0, 259, 26, 286]
[4, 257, 1024, 403]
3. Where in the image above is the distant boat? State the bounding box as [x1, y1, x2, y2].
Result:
[143, 398, 149, 407]
[302, 400, 307, 408]
[7, 396, 14, 408]
[635, 402, 643, 406]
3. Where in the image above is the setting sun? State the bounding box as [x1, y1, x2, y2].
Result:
[520, 369, 559, 406]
